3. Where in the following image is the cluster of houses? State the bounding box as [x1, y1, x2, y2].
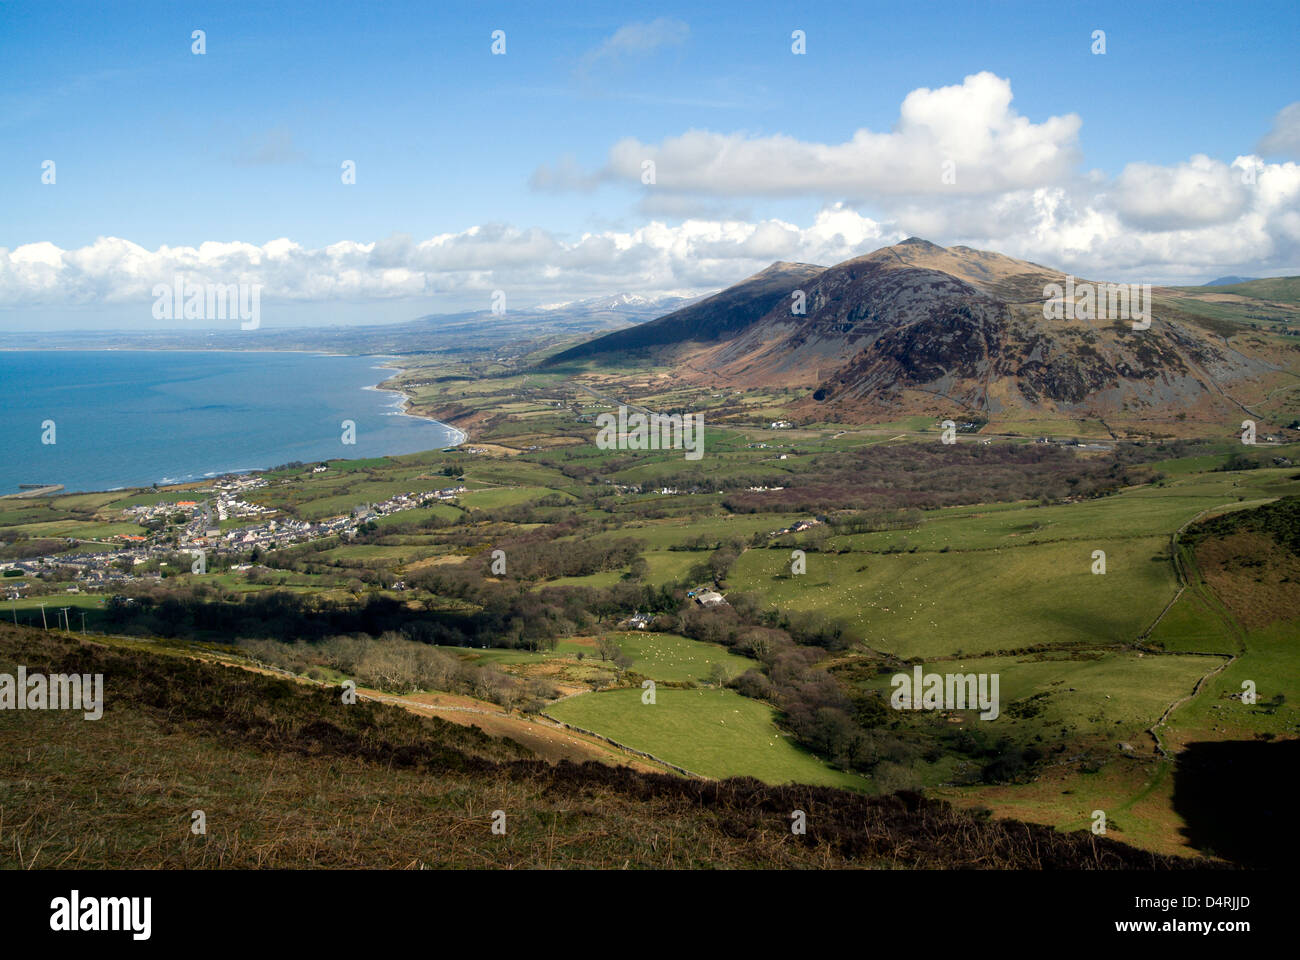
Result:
[769, 517, 825, 537]
[616, 587, 730, 631]
[1, 483, 468, 588]
[1, 539, 158, 587]
[354, 486, 466, 517]
[606, 481, 709, 496]
[1033, 437, 1115, 451]
[213, 485, 466, 552]
[125, 492, 269, 527]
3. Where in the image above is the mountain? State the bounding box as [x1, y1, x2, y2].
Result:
[1205, 276, 1259, 286]
[545, 261, 826, 363]
[0, 295, 679, 356]
[546, 239, 1285, 428]
[537, 292, 698, 313]
[1173, 276, 1300, 306]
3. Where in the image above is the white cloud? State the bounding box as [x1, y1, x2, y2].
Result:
[5, 73, 1300, 321]
[1109, 155, 1250, 231]
[4, 156, 1299, 319]
[1259, 101, 1300, 158]
[886, 159, 1300, 282]
[0, 211, 896, 314]
[534, 72, 1082, 196]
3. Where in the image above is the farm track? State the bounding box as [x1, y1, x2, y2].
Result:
[79, 632, 673, 774]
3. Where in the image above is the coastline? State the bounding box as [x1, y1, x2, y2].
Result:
[370, 355, 471, 448]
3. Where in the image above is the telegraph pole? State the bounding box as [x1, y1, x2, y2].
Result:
[40, 602, 47, 630]
[80, 611, 87, 634]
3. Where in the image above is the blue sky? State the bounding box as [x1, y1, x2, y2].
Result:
[2, 0, 1298, 328]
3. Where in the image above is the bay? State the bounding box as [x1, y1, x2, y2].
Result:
[0, 350, 462, 495]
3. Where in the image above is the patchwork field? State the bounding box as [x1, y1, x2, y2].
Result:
[4, 344, 1297, 867]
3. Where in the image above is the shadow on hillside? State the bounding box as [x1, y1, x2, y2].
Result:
[1172, 738, 1299, 867]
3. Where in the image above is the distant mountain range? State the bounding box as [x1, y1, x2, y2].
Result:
[545, 238, 1296, 428]
[1205, 276, 1259, 286]
[6, 244, 1294, 434]
[0, 294, 693, 357]
[537, 292, 701, 314]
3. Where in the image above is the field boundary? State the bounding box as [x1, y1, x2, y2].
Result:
[1146, 652, 1236, 759]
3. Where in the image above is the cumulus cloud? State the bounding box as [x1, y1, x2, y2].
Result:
[3, 152, 1298, 317]
[883, 159, 1300, 282]
[533, 72, 1082, 196]
[1259, 101, 1300, 158]
[0, 210, 897, 313]
[5, 73, 1300, 321]
[1109, 154, 1251, 231]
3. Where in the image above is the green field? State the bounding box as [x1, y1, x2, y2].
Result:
[851, 649, 1217, 748]
[549, 686, 865, 789]
[1163, 621, 1300, 744]
[731, 535, 1178, 658]
[613, 631, 755, 682]
[3, 593, 108, 630]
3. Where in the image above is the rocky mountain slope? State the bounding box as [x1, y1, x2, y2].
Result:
[549, 238, 1289, 429]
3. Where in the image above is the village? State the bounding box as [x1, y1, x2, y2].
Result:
[0, 472, 467, 591]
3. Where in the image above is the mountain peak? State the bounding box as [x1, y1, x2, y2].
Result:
[754, 260, 825, 275]
[897, 236, 945, 250]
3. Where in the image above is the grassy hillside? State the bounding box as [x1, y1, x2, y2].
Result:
[549, 686, 866, 788]
[0, 624, 1204, 869]
[1176, 276, 1300, 304]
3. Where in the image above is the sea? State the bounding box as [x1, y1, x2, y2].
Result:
[0, 351, 464, 495]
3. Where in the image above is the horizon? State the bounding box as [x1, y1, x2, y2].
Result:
[2, 0, 1298, 330]
[2, 233, 1294, 335]
[2, 0, 1298, 901]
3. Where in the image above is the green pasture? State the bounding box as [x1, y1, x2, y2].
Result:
[730, 535, 1179, 658]
[548, 686, 865, 789]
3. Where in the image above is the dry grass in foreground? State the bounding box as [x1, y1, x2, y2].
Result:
[0, 625, 1219, 869]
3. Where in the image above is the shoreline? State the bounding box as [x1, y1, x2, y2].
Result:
[370, 355, 472, 448]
